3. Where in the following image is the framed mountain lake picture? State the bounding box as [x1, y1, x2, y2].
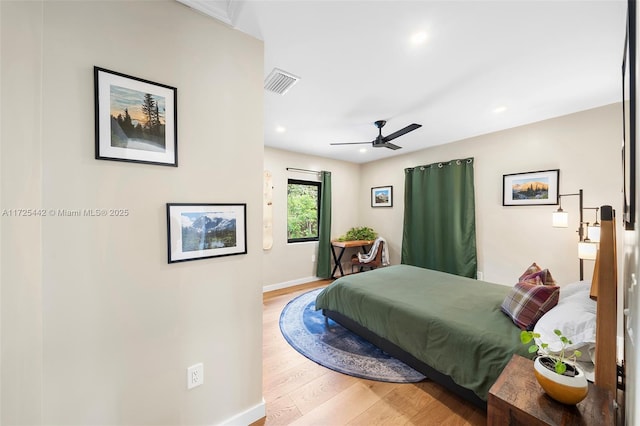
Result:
[95, 66, 177, 166]
[166, 203, 247, 263]
[502, 169, 559, 206]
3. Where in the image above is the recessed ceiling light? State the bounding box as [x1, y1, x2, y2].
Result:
[410, 31, 428, 45]
[275, 125, 286, 133]
[359, 148, 367, 153]
[493, 106, 507, 114]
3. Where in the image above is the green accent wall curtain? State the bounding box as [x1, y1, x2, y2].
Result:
[316, 171, 332, 278]
[401, 158, 477, 278]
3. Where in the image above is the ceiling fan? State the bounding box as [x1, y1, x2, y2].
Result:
[330, 120, 422, 150]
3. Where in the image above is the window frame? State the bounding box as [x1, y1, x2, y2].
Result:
[287, 178, 321, 243]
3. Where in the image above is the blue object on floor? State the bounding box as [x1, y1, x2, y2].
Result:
[279, 288, 426, 383]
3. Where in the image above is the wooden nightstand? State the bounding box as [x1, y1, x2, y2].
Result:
[488, 354, 615, 426]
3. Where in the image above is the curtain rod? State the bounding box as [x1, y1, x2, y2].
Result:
[405, 158, 473, 171]
[286, 167, 322, 174]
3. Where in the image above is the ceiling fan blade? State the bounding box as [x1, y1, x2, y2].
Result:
[381, 142, 402, 150]
[330, 141, 372, 146]
[383, 123, 422, 142]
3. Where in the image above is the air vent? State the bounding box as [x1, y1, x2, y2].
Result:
[264, 68, 300, 95]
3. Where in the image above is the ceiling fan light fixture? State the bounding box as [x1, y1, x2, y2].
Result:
[330, 120, 422, 151]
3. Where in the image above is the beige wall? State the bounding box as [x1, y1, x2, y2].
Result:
[2, 1, 264, 425]
[1, 2, 44, 424]
[263, 148, 361, 289]
[359, 104, 622, 286]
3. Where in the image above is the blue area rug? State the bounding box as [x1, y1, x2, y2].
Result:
[279, 288, 426, 383]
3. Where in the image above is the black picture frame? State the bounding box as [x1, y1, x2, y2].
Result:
[95, 66, 178, 167]
[371, 186, 393, 207]
[502, 169, 560, 206]
[623, 0, 636, 230]
[166, 203, 247, 263]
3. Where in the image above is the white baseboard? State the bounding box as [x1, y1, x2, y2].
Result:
[219, 398, 265, 426]
[263, 276, 321, 293]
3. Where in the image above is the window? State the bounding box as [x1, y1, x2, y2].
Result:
[287, 179, 321, 243]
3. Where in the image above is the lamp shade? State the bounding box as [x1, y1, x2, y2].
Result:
[552, 211, 569, 228]
[578, 241, 598, 260]
[588, 225, 601, 243]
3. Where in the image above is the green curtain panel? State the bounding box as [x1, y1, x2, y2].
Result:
[401, 158, 477, 278]
[316, 171, 332, 278]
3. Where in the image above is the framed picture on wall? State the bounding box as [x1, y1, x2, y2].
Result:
[623, 2, 636, 230]
[166, 203, 247, 263]
[371, 186, 393, 207]
[502, 169, 560, 206]
[94, 66, 178, 166]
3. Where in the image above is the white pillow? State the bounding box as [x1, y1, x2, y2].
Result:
[533, 285, 596, 358]
[559, 280, 592, 300]
[560, 281, 596, 314]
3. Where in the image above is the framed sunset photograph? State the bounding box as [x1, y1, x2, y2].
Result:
[166, 203, 247, 263]
[502, 169, 559, 206]
[94, 67, 177, 166]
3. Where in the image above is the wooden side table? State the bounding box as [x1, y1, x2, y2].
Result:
[488, 354, 615, 426]
[330, 240, 374, 278]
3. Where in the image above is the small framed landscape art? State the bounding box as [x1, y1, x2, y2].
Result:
[94, 66, 177, 166]
[167, 203, 247, 263]
[371, 186, 393, 208]
[502, 169, 559, 206]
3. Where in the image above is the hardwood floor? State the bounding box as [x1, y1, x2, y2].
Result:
[252, 280, 487, 426]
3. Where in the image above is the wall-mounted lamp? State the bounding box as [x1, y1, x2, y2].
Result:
[588, 225, 601, 243]
[551, 189, 600, 279]
[552, 207, 569, 228]
[585, 207, 601, 243]
[578, 240, 598, 260]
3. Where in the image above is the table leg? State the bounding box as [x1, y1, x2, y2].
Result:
[330, 245, 346, 278]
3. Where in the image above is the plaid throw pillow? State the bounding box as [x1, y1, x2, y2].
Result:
[501, 282, 560, 330]
[518, 262, 542, 281]
[520, 269, 557, 286]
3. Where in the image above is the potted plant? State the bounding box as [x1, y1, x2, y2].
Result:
[521, 329, 589, 405]
[336, 227, 377, 242]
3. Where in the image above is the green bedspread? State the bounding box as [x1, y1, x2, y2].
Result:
[315, 264, 532, 401]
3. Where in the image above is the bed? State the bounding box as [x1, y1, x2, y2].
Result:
[315, 205, 619, 410]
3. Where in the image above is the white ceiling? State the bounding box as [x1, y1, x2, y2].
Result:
[180, 0, 628, 164]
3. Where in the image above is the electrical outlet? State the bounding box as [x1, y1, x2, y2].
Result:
[311, 254, 316, 262]
[477, 271, 484, 280]
[187, 363, 204, 389]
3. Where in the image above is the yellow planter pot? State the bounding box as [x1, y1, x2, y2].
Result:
[533, 356, 588, 405]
